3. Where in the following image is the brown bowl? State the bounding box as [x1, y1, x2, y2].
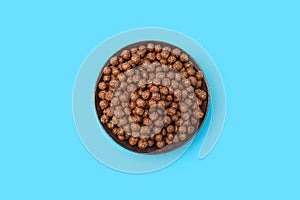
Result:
[95, 41, 209, 154]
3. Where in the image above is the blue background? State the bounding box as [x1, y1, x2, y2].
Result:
[0, 0, 299, 199]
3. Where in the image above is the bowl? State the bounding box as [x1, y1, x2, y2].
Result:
[95, 41, 209, 154]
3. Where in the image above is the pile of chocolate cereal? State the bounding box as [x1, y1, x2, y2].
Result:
[95, 41, 209, 154]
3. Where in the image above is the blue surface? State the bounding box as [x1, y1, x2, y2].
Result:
[0, 1, 299, 199]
